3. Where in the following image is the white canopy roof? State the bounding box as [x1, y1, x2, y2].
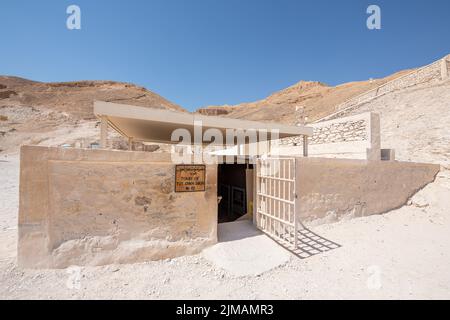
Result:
[94, 101, 313, 144]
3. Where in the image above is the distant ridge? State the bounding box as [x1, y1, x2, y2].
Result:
[0, 76, 185, 120]
[196, 70, 412, 124]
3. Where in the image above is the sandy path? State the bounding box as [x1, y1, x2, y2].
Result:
[0, 154, 449, 299]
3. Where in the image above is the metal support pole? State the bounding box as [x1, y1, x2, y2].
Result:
[254, 158, 259, 227]
[293, 158, 298, 249]
[303, 135, 308, 157]
[128, 137, 133, 151]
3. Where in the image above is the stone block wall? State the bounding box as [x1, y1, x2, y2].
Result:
[18, 146, 218, 268]
[280, 115, 369, 147]
[309, 118, 367, 145]
[277, 112, 380, 160]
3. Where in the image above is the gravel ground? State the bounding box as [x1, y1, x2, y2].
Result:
[1, 153, 449, 299]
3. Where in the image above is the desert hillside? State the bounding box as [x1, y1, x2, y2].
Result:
[0, 77, 184, 153]
[0, 60, 442, 154]
[0, 76, 184, 119]
[197, 70, 411, 124]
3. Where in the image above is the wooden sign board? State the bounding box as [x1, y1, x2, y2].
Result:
[175, 165, 206, 192]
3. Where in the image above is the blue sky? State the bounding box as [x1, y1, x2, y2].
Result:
[1, 0, 449, 111]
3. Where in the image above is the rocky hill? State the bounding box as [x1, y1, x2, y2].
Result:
[0, 59, 443, 155]
[0, 76, 184, 120]
[197, 70, 411, 124]
[0, 77, 185, 153]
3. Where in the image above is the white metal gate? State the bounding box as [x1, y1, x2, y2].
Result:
[255, 156, 341, 258]
[255, 157, 298, 249]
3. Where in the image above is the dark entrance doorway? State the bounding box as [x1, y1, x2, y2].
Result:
[217, 163, 252, 223]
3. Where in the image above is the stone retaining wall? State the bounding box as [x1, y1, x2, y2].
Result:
[296, 157, 440, 224]
[280, 115, 369, 147]
[18, 146, 218, 268]
[278, 112, 380, 160]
